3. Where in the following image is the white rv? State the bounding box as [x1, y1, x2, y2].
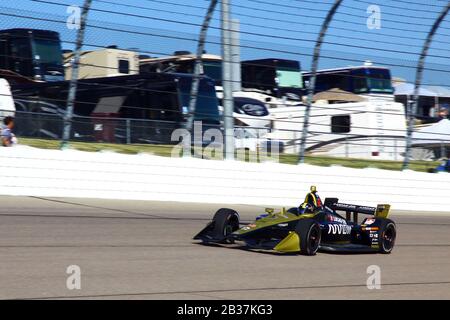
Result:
[267, 99, 406, 160]
[293, 64, 407, 160]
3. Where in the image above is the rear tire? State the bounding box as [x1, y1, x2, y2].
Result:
[213, 208, 240, 243]
[295, 219, 321, 256]
[378, 219, 397, 254]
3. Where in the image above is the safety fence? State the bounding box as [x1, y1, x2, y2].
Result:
[6, 109, 450, 164]
[0, 1, 450, 171]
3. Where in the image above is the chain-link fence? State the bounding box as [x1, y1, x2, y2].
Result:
[1, 0, 450, 169]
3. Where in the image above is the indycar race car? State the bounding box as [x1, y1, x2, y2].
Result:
[194, 196, 397, 255]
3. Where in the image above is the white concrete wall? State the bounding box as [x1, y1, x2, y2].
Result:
[0, 146, 448, 212]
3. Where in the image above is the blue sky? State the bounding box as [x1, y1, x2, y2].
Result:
[1, 0, 449, 86]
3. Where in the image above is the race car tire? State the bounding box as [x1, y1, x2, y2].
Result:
[378, 219, 397, 254]
[295, 219, 321, 256]
[213, 208, 240, 243]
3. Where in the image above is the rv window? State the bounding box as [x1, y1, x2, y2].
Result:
[118, 59, 130, 74]
[331, 115, 351, 133]
[0, 40, 7, 67]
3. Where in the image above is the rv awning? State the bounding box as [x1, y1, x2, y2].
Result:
[313, 88, 366, 102]
[424, 85, 450, 98]
[394, 83, 436, 97]
[412, 119, 450, 145]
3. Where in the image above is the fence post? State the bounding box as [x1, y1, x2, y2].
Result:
[403, 3, 450, 170]
[61, 0, 93, 149]
[345, 138, 349, 158]
[298, 0, 344, 164]
[394, 139, 398, 161]
[126, 119, 131, 145]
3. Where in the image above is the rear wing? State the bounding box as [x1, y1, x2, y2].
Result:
[324, 198, 391, 222]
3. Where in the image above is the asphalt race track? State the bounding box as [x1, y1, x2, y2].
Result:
[0, 196, 449, 300]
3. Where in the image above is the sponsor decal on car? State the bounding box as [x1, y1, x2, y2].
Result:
[326, 214, 347, 224]
[328, 224, 352, 235]
[362, 227, 379, 231]
[364, 218, 376, 225]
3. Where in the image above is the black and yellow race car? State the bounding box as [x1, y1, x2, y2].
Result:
[194, 191, 397, 256]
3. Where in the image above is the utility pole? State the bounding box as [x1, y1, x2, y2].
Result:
[61, 0, 92, 149]
[221, 0, 234, 160]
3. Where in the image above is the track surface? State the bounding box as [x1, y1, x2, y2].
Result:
[0, 196, 449, 300]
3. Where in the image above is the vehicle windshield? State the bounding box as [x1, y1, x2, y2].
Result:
[352, 68, 393, 94]
[178, 77, 221, 124]
[276, 67, 303, 89]
[32, 38, 63, 65]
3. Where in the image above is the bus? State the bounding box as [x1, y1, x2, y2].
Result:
[12, 73, 220, 144]
[302, 65, 394, 97]
[0, 29, 64, 83]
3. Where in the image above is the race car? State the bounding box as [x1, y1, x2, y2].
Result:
[194, 196, 397, 256]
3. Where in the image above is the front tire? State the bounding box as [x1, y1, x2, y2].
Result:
[295, 219, 321, 256]
[212, 208, 240, 243]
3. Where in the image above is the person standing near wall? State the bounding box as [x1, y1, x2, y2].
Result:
[1, 116, 17, 147]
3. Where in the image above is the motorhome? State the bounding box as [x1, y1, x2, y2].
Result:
[267, 99, 406, 160]
[0, 29, 219, 144]
[139, 53, 302, 124]
[302, 63, 395, 102]
[64, 48, 139, 80]
[140, 53, 305, 150]
[0, 29, 64, 83]
[12, 73, 220, 143]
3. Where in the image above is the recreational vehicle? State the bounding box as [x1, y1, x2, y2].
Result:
[12, 73, 220, 143]
[303, 64, 395, 102]
[0, 29, 64, 83]
[267, 99, 406, 160]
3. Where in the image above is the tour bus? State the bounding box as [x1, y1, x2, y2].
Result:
[302, 64, 395, 101]
[0, 29, 64, 83]
[12, 72, 220, 143]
